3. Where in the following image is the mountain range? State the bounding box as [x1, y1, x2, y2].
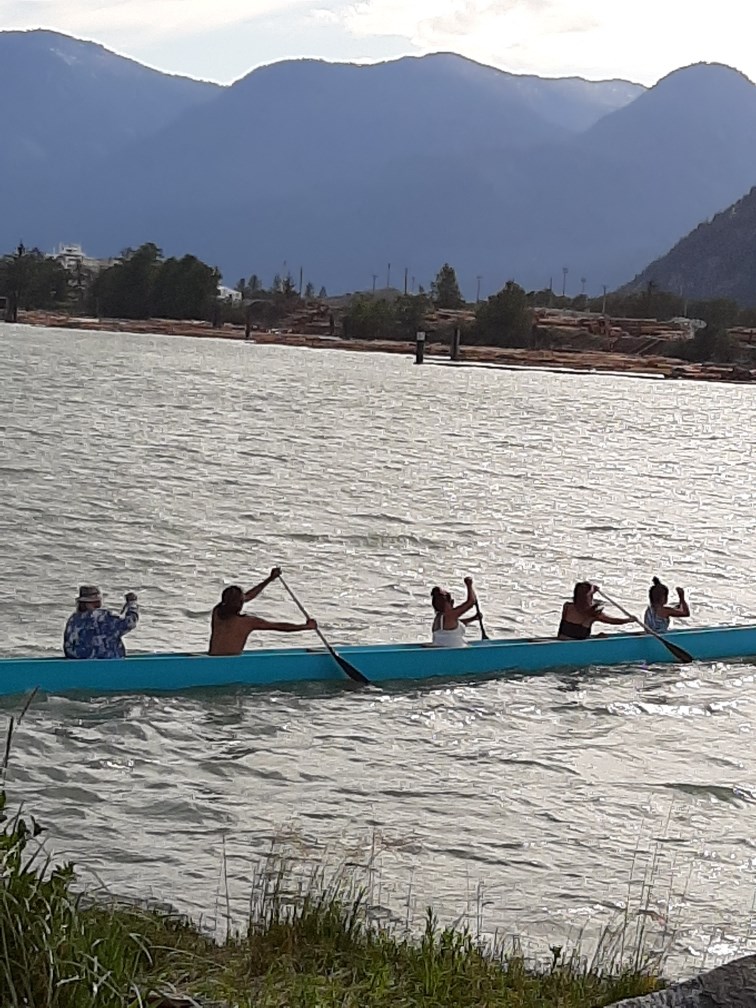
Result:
[1, 29, 755, 298]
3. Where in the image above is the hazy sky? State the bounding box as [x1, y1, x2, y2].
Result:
[2, 0, 755, 85]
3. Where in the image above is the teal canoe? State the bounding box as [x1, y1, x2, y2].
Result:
[0, 625, 754, 697]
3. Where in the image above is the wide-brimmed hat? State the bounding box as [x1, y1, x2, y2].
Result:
[76, 585, 102, 604]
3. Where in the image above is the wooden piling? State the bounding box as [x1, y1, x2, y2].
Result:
[450, 326, 461, 361]
[415, 330, 426, 365]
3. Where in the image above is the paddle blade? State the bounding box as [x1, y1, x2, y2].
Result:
[279, 573, 373, 687]
[332, 651, 371, 686]
[660, 639, 694, 664]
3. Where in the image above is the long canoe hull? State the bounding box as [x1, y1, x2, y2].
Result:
[0, 625, 755, 698]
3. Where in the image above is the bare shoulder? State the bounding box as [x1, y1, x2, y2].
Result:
[240, 614, 266, 629]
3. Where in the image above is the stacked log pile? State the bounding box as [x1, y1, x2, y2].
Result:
[13, 310, 756, 384]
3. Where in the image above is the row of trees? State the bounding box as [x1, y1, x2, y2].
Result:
[341, 275, 755, 363]
[2, 246, 755, 363]
[0, 242, 220, 321]
[0, 245, 70, 321]
[234, 273, 328, 301]
[342, 279, 532, 348]
[90, 244, 219, 320]
[0, 243, 333, 323]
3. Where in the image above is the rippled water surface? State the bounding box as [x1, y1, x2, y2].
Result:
[2, 323, 756, 972]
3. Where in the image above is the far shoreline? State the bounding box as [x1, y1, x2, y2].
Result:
[8, 310, 756, 386]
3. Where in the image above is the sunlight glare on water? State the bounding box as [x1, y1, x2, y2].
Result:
[1, 323, 756, 972]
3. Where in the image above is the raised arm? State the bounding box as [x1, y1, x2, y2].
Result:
[450, 577, 477, 619]
[103, 595, 139, 636]
[664, 587, 690, 618]
[245, 615, 317, 633]
[244, 567, 281, 603]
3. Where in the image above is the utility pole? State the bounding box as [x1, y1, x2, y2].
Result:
[387, 262, 391, 289]
[372, 274, 378, 292]
[562, 266, 569, 298]
[548, 277, 553, 308]
[580, 277, 586, 296]
[411, 276, 416, 293]
[299, 266, 303, 296]
[601, 285, 607, 315]
[404, 267, 408, 295]
[476, 275, 482, 303]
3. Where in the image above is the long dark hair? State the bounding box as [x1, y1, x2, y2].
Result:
[649, 577, 669, 608]
[572, 581, 601, 617]
[215, 585, 244, 621]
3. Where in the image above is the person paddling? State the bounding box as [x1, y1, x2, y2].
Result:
[557, 581, 634, 640]
[430, 576, 479, 647]
[643, 577, 690, 632]
[209, 568, 316, 656]
[64, 585, 139, 659]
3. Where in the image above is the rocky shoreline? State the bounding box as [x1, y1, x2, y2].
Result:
[11, 311, 756, 385]
[611, 954, 756, 1006]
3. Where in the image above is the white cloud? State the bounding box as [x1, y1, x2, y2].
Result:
[338, 0, 756, 83]
[3, 0, 756, 84]
[0, 0, 301, 40]
[309, 6, 340, 22]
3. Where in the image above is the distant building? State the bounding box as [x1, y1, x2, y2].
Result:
[217, 285, 243, 304]
[50, 244, 115, 275]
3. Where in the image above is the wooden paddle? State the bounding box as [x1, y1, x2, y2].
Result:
[596, 588, 693, 664]
[474, 597, 489, 640]
[278, 574, 372, 687]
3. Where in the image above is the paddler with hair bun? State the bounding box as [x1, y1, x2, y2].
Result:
[643, 577, 690, 632]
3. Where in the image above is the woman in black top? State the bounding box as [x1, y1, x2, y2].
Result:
[557, 582, 634, 640]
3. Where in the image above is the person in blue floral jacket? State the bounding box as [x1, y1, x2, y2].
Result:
[63, 585, 139, 659]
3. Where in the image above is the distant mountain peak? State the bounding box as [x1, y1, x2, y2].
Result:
[2, 29, 755, 301]
[656, 60, 754, 85]
[0, 28, 222, 86]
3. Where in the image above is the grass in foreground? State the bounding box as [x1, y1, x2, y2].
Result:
[0, 799, 664, 1008]
[1, 701, 663, 1007]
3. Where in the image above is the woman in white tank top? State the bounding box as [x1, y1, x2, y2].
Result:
[431, 577, 479, 647]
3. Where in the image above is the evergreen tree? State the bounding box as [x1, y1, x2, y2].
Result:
[0, 243, 69, 319]
[152, 254, 219, 320]
[318, 286, 327, 298]
[431, 263, 464, 309]
[473, 281, 532, 347]
[92, 243, 162, 319]
[271, 273, 283, 294]
[90, 244, 218, 321]
[342, 293, 431, 341]
[248, 274, 262, 293]
[394, 293, 431, 339]
[304, 281, 315, 299]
